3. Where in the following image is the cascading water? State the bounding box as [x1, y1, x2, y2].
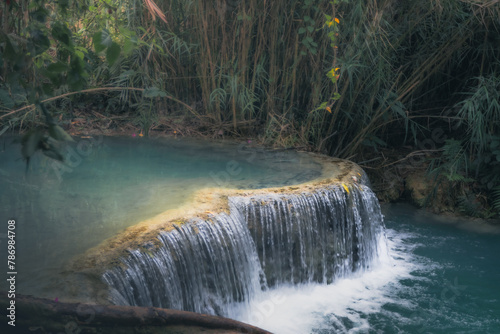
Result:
[240, 184, 383, 287]
[104, 208, 263, 315]
[103, 183, 384, 317]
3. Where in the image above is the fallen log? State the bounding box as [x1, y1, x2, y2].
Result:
[0, 292, 272, 334]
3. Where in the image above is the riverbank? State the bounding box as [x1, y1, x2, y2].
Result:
[364, 148, 500, 222]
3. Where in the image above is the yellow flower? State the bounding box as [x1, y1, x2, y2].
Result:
[326, 106, 332, 113]
[335, 17, 340, 24]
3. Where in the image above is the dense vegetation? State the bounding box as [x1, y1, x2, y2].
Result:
[1, 0, 499, 217]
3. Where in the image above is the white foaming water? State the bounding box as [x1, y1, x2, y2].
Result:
[230, 229, 420, 334]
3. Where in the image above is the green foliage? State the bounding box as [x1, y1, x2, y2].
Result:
[492, 186, 500, 215]
[0, 0, 144, 169]
[458, 193, 485, 218]
[298, 13, 319, 56]
[456, 77, 499, 214]
[133, 98, 156, 136]
[306, 0, 500, 158]
[93, 29, 122, 66]
[428, 74, 500, 216]
[430, 139, 472, 182]
[0, 0, 139, 108]
[455, 76, 500, 153]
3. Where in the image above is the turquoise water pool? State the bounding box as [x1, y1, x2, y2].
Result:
[1, 134, 498, 334]
[0, 135, 320, 299]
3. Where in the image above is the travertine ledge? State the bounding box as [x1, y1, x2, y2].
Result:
[71, 153, 365, 277]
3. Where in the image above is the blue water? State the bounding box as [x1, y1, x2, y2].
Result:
[234, 204, 500, 334]
[1, 134, 498, 333]
[0, 135, 320, 298]
[371, 204, 500, 334]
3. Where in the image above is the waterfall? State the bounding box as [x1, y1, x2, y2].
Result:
[240, 184, 382, 287]
[103, 208, 263, 315]
[103, 184, 384, 316]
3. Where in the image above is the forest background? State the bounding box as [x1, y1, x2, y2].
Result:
[1, 0, 499, 218]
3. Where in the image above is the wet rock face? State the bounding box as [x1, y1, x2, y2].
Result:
[369, 165, 460, 214]
[404, 170, 432, 207]
[403, 171, 455, 213]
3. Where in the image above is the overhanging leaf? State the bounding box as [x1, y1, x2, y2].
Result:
[101, 29, 113, 48]
[93, 29, 112, 53]
[52, 21, 72, 47]
[123, 37, 137, 56]
[47, 62, 68, 73]
[31, 7, 48, 23]
[106, 42, 121, 66]
[30, 29, 51, 56]
[42, 148, 64, 161]
[67, 56, 88, 91]
[93, 31, 105, 53]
